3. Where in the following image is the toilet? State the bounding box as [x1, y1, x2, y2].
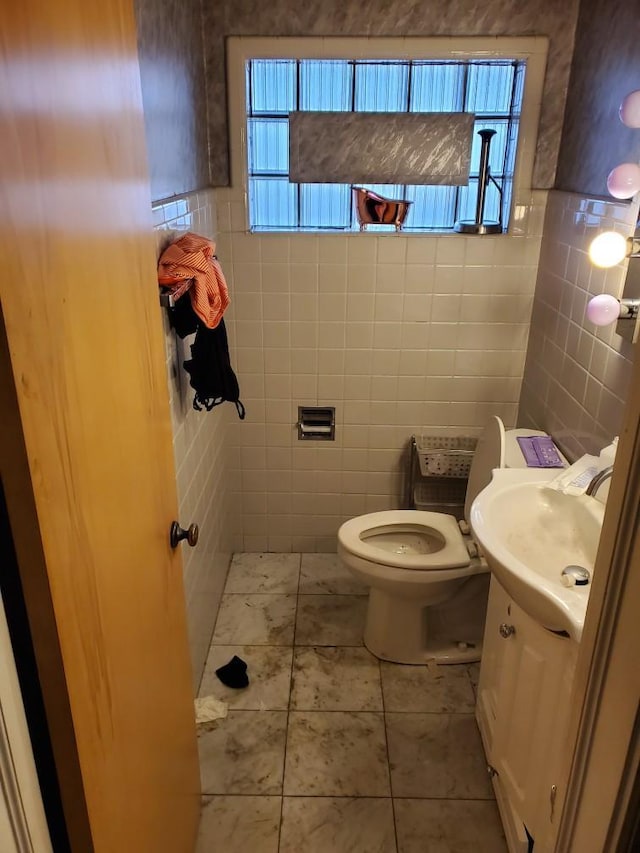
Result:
[337, 417, 558, 665]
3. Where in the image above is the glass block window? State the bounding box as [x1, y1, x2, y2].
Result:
[246, 59, 525, 232]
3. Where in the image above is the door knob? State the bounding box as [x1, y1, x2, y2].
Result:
[170, 521, 199, 549]
[499, 623, 516, 638]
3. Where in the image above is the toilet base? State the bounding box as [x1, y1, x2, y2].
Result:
[364, 631, 481, 665]
[363, 576, 488, 665]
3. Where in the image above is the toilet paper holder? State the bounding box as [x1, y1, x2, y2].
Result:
[297, 406, 335, 441]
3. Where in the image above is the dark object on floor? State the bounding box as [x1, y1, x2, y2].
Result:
[215, 655, 249, 689]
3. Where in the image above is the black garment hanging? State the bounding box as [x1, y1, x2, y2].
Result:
[169, 295, 245, 418]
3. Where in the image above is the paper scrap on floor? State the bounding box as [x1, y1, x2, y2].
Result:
[194, 695, 228, 724]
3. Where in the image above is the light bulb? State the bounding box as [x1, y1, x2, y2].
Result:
[607, 163, 640, 199]
[588, 231, 628, 268]
[620, 90, 640, 129]
[586, 294, 621, 327]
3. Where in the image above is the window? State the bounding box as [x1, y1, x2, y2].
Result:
[245, 58, 525, 233]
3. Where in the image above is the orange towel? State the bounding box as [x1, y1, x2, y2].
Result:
[158, 232, 230, 329]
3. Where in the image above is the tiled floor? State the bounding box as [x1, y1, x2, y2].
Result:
[196, 553, 506, 853]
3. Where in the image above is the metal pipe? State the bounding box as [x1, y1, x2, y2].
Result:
[475, 129, 496, 225]
[454, 128, 502, 234]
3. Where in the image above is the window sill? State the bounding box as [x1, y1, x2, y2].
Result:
[249, 227, 508, 236]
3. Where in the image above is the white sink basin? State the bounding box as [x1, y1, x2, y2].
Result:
[470, 468, 605, 641]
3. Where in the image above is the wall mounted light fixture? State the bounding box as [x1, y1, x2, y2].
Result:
[585, 89, 640, 341]
[587, 88, 640, 263]
[605, 89, 640, 200]
[588, 229, 640, 268]
[586, 293, 640, 327]
[619, 90, 640, 130]
[607, 162, 640, 199]
[586, 222, 640, 340]
[586, 227, 640, 340]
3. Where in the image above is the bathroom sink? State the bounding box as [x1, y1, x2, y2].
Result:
[470, 468, 605, 641]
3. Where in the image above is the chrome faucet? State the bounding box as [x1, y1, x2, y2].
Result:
[585, 465, 614, 497]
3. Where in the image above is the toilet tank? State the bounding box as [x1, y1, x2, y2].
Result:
[464, 418, 561, 521]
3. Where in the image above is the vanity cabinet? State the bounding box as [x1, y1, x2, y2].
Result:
[477, 577, 578, 852]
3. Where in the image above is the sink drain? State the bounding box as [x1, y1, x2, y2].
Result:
[561, 565, 591, 586]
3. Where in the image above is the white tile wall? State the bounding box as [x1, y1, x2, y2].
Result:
[153, 189, 233, 689]
[216, 189, 548, 552]
[519, 190, 639, 459]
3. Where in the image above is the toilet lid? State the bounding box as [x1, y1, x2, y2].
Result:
[464, 416, 505, 522]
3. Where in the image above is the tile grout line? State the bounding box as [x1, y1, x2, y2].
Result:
[209, 642, 367, 649]
[380, 658, 400, 853]
[466, 661, 479, 703]
[200, 791, 496, 801]
[220, 591, 368, 595]
[277, 553, 302, 852]
[199, 791, 495, 798]
[210, 706, 480, 715]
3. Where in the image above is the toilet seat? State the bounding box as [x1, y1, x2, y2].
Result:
[338, 417, 511, 574]
[338, 509, 470, 570]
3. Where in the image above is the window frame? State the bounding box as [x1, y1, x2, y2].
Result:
[246, 58, 524, 232]
[227, 37, 549, 236]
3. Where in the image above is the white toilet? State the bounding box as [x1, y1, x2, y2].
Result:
[337, 417, 557, 665]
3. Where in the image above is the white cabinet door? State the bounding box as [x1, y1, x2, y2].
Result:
[476, 576, 512, 754]
[478, 578, 577, 850]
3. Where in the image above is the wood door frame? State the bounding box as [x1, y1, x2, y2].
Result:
[554, 337, 640, 851]
[0, 583, 53, 853]
[0, 304, 93, 851]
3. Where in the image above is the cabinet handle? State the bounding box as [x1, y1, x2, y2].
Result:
[487, 764, 499, 778]
[499, 623, 516, 638]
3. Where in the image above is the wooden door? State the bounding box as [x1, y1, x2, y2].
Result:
[0, 1, 200, 851]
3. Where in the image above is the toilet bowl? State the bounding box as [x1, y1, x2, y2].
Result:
[337, 417, 559, 665]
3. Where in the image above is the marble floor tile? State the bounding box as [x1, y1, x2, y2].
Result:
[290, 646, 383, 711]
[386, 713, 493, 799]
[381, 662, 476, 713]
[295, 595, 367, 646]
[467, 661, 480, 696]
[300, 553, 368, 594]
[198, 710, 287, 795]
[224, 552, 300, 594]
[211, 594, 297, 645]
[284, 711, 390, 796]
[394, 798, 507, 852]
[199, 645, 293, 710]
[196, 796, 281, 853]
[280, 797, 396, 853]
